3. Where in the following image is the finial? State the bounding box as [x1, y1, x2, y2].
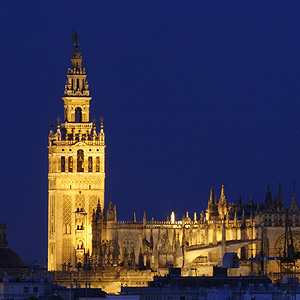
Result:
[221, 185, 225, 196]
[50, 119, 53, 131]
[72, 31, 79, 51]
[57, 116, 61, 125]
[171, 211, 175, 223]
[249, 194, 253, 205]
[92, 117, 96, 125]
[100, 116, 104, 132]
[133, 212, 136, 223]
[209, 186, 214, 204]
[265, 184, 272, 206]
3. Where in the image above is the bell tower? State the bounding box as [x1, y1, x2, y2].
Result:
[48, 33, 105, 271]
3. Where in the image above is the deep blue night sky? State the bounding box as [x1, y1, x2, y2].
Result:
[1, 1, 300, 264]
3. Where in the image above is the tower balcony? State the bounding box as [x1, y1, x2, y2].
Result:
[52, 139, 105, 146]
[61, 123, 93, 130]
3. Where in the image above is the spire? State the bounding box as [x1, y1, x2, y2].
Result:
[234, 211, 237, 227]
[209, 186, 214, 204]
[133, 212, 136, 223]
[289, 185, 299, 213]
[99, 116, 105, 145]
[185, 211, 191, 222]
[219, 185, 226, 204]
[218, 185, 227, 220]
[56, 116, 61, 139]
[62, 32, 92, 138]
[200, 211, 204, 223]
[107, 198, 116, 221]
[65, 32, 90, 98]
[49, 119, 53, 134]
[93, 199, 105, 222]
[278, 184, 284, 209]
[92, 118, 97, 140]
[265, 185, 272, 207]
[114, 205, 117, 221]
[100, 116, 104, 133]
[171, 211, 175, 223]
[249, 194, 253, 206]
[242, 209, 245, 226]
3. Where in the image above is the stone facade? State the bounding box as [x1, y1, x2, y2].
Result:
[49, 36, 300, 293]
[91, 185, 300, 279]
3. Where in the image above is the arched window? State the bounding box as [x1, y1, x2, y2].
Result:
[75, 107, 82, 123]
[123, 236, 134, 265]
[77, 240, 84, 250]
[68, 157, 73, 172]
[96, 157, 100, 172]
[88, 157, 93, 172]
[77, 150, 84, 172]
[61, 157, 65, 172]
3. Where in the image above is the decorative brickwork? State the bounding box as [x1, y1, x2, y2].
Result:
[63, 195, 71, 234]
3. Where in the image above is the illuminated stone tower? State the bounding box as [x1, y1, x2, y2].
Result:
[48, 34, 105, 271]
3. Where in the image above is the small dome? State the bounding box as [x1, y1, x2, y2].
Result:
[0, 248, 24, 268]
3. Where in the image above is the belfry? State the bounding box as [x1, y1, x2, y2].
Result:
[49, 35, 300, 293]
[48, 33, 105, 271]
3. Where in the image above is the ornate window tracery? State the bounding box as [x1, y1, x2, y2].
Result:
[123, 236, 134, 265]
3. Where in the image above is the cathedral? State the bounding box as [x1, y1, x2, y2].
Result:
[48, 35, 300, 293]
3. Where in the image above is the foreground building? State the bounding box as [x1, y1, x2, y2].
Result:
[121, 270, 297, 300]
[48, 36, 300, 293]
